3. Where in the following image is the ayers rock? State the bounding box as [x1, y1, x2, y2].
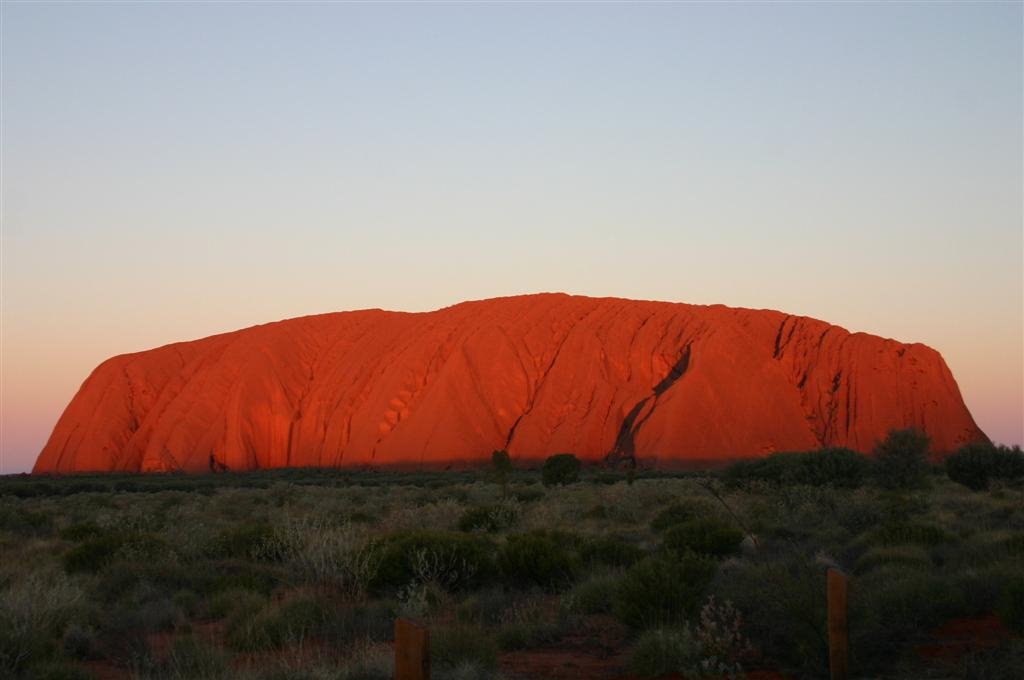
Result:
[33, 294, 987, 474]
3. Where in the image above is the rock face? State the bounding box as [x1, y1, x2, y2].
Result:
[33, 294, 987, 473]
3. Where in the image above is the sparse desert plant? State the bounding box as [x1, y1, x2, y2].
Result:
[542, 453, 581, 486]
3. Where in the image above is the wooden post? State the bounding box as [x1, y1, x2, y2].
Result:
[827, 568, 848, 680]
[395, 618, 430, 680]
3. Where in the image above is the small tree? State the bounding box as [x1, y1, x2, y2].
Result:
[542, 453, 581, 487]
[491, 449, 512, 498]
[874, 428, 930, 490]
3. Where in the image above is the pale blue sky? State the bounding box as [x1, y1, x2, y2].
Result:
[2, 1, 1022, 472]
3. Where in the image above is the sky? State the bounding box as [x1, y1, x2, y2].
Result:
[1, 1, 1021, 474]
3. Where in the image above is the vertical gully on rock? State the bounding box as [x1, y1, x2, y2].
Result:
[606, 344, 692, 466]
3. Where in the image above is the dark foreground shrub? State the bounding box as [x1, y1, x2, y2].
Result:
[629, 627, 703, 677]
[578, 535, 645, 568]
[371, 531, 495, 592]
[542, 453, 581, 486]
[867, 522, 951, 547]
[946, 443, 1024, 491]
[458, 504, 517, 533]
[63, 532, 170, 573]
[614, 555, 716, 630]
[874, 429, 930, 490]
[650, 500, 714, 533]
[498, 532, 577, 589]
[723, 448, 870, 489]
[431, 624, 498, 671]
[662, 518, 744, 558]
[205, 522, 281, 561]
[999, 577, 1024, 634]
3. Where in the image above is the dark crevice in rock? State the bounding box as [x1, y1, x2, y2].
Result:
[606, 344, 692, 466]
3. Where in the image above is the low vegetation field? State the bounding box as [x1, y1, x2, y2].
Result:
[2, 436, 1022, 679]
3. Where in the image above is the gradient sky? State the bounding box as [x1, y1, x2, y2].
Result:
[2, 2, 1021, 474]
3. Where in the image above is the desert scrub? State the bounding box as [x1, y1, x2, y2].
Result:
[496, 595, 561, 650]
[724, 448, 871, 489]
[497, 531, 577, 590]
[430, 624, 498, 674]
[946, 443, 1024, 491]
[371, 531, 495, 592]
[204, 522, 282, 561]
[854, 546, 932, 575]
[562, 568, 623, 615]
[649, 499, 716, 533]
[62, 531, 172, 573]
[867, 521, 952, 548]
[662, 518, 744, 558]
[457, 501, 519, 533]
[711, 555, 828, 676]
[577, 535, 645, 568]
[272, 516, 381, 596]
[628, 627, 703, 677]
[614, 554, 716, 630]
[0, 571, 85, 675]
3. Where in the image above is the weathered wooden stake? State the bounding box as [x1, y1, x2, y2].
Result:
[395, 618, 430, 680]
[827, 568, 849, 680]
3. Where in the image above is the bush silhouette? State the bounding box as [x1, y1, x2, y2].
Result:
[874, 429, 930, 490]
[946, 443, 1024, 491]
[498, 531, 577, 590]
[662, 518, 744, 558]
[542, 453, 581, 486]
[613, 554, 716, 630]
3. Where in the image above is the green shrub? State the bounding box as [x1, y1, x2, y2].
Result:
[874, 428, 930, 490]
[852, 567, 969, 665]
[723, 448, 870, 489]
[946, 443, 1024, 491]
[498, 532, 577, 590]
[205, 522, 281, 561]
[628, 626, 703, 677]
[371, 531, 495, 592]
[613, 555, 716, 630]
[62, 532, 170, 573]
[457, 504, 517, 533]
[650, 500, 712, 533]
[542, 453, 581, 486]
[578, 535, 644, 568]
[662, 518, 744, 558]
[563, 570, 622, 615]
[59, 522, 104, 542]
[206, 588, 266, 620]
